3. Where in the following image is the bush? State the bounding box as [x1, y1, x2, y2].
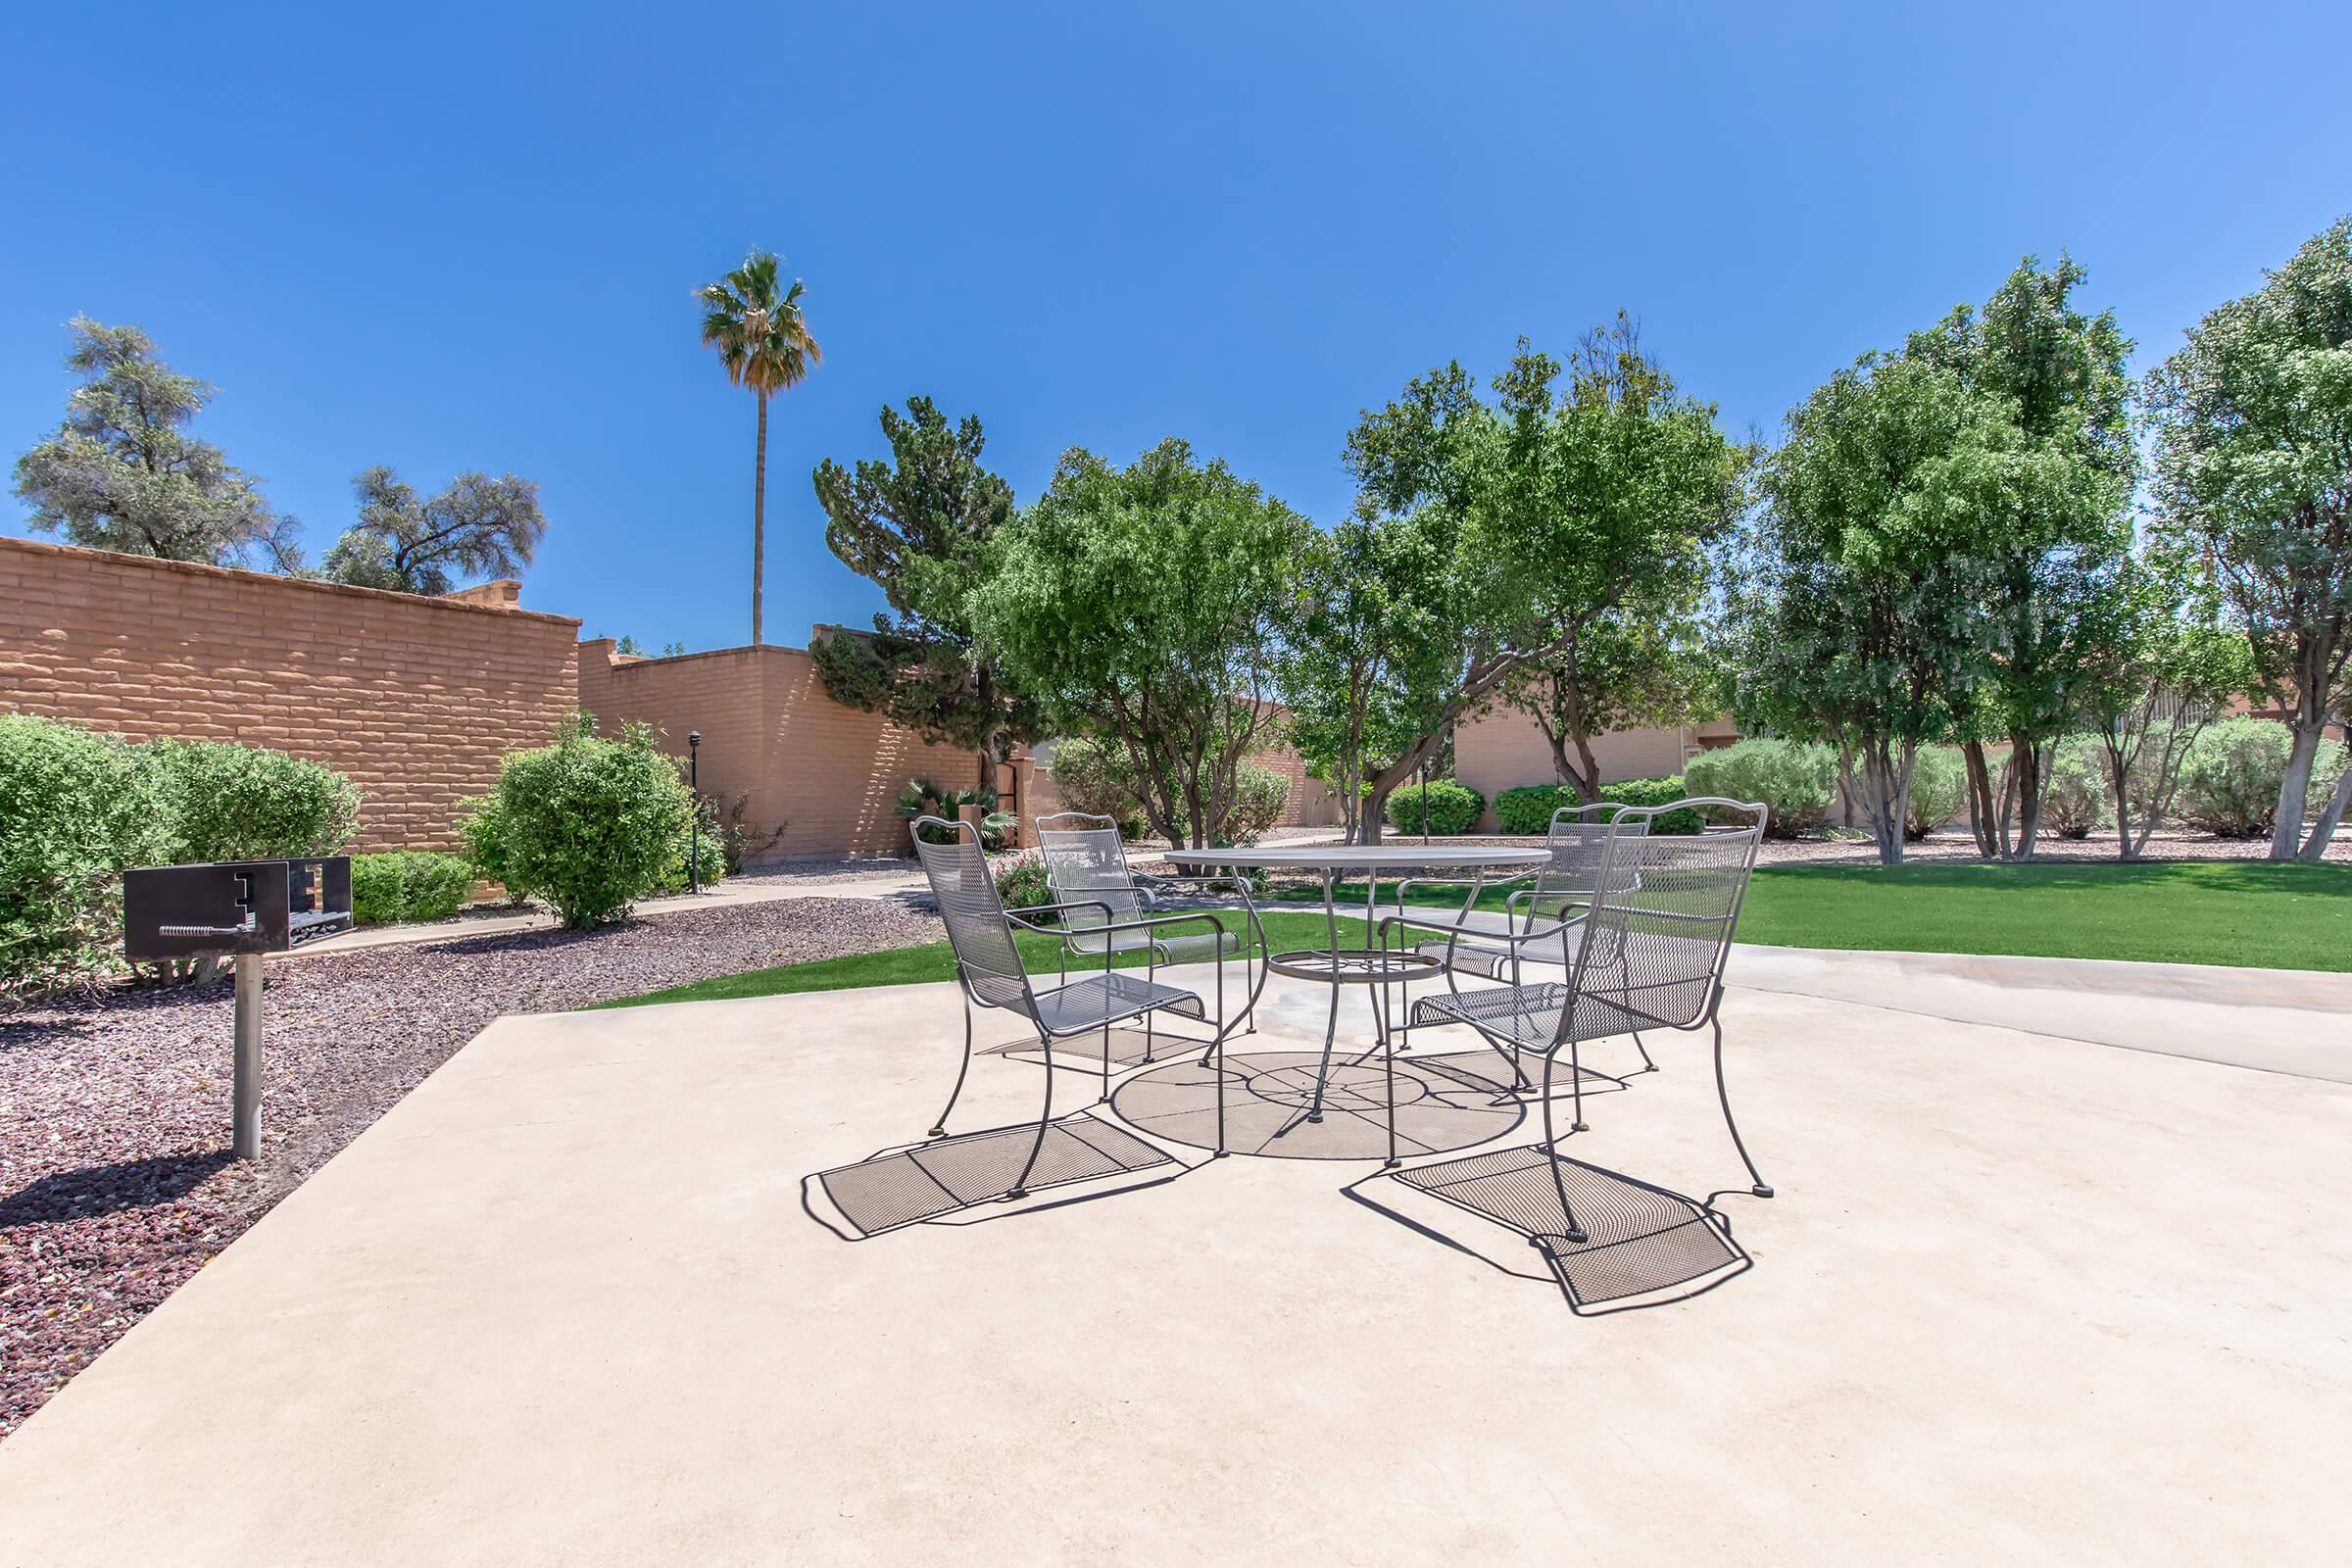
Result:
[1384, 778, 1484, 836]
[1683, 739, 1837, 838]
[1224, 760, 1290, 844]
[1493, 778, 1703, 836]
[2178, 716, 2348, 837]
[459, 713, 697, 928]
[1048, 738, 1148, 839]
[0, 714, 178, 995]
[657, 814, 728, 894]
[351, 852, 475, 925]
[1905, 748, 1967, 840]
[993, 850, 1052, 915]
[2039, 740, 2111, 840]
[896, 777, 961, 847]
[141, 738, 360, 862]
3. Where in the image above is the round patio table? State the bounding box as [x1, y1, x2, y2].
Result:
[1156, 844, 1549, 1165]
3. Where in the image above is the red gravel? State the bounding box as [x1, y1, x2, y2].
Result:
[0, 896, 940, 1441]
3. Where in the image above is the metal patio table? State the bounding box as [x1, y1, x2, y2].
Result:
[1164, 844, 1548, 1165]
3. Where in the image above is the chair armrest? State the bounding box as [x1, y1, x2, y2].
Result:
[1376, 908, 1576, 947]
[1003, 898, 1114, 932]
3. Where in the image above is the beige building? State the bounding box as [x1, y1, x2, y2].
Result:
[1451, 704, 1740, 827]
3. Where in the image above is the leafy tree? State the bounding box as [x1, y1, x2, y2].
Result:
[319, 466, 546, 594]
[1904, 258, 2138, 859]
[13, 317, 299, 568]
[2147, 217, 2352, 860]
[1322, 326, 1743, 841]
[972, 439, 1310, 848]
[811, 398, 1042, 793]
[697, 250, 820, 646]
[1737, 352, 2000, 863]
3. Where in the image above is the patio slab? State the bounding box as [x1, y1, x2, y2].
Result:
[0, 956, 2345, 1563]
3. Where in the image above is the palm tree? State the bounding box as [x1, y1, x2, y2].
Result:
[697, 250, 821, 646]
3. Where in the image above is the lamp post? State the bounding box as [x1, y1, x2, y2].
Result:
[688, 730, 703, 894]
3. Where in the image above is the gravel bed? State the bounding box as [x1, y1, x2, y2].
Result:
[0, 896, 941, 1441]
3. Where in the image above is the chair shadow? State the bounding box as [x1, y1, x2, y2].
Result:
[0, 1151, 235, 1230]
[1342, 1150, 1757, 1315]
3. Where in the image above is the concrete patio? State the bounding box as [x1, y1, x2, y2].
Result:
[0, 949, 2345, 1563]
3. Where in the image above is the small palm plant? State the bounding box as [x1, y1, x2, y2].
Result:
[696, 250, 821, 645]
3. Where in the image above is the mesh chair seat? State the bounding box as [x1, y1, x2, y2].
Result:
[1410, 978, 1709, 1052]
[1030, 970, 1207, 1037]
[1412, 928, 1576, 978]
[1064, 923, 1241, 965]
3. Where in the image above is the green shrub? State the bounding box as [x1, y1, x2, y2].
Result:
[1048, 737, 1148, 839]
[141, 738, 360, 861]
[1683, 739, 1837, 838]
[351, 852, 475, 925]
[2177, 716, 2347, 838]
[1494, 778, 1703, 835]
[2039, 740, 2111, 840]
[1224, 760, 1290, 844]
[1384, 778, 1484, 836]
[0, 714, 178, 995]
[993, 850, 1052, 915]
[1905, 748, 1967, 840]
[1609, 776, 1705, 836]
[1494, 783, 1574, 835]
[459, 713, 697, 928]
[897, 777, 960, 846]
[658, 823, 728, 894]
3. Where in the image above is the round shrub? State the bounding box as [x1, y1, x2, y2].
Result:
[1608, 776, 1705, 836]
[460, 714, 697, 928]
[0, 714, 179, 995]
[2039, 740, 2111, 840]
[1492, 778, 1703, 835]
[1683, 740, 1836, 838]
[141, 738, 360, 862]
[1223, 760, 1291, 844]
[1904, 748, 1967, 840]
[350, 852, 475, 925]
[1047, 738, 1148, 840]
[1493, 783, 1571, 835]
[2178, 716, 2348, 838]
[1384, 778, 1484, 836]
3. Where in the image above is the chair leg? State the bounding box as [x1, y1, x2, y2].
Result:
[1007, 1032, 1055, 1199]
[1100, 1017, 1112, 1102]
[1539, 1054, 1588, 1247]
[1569, 1037, 1589, 1133]
[929, 1001, 975, 1138]
[1631, 1030, 1659, 1074]
[1713, 1016, 1773, 1199]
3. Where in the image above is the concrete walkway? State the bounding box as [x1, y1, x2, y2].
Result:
[0, 951, 2344, 1562]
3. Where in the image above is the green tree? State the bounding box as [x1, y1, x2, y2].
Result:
[319, 466, 546, 594]
[2147, 217, 2352, 860]
[13, 317, 299, 568]
[1905, 257, 2138, 859]
[811, 398, 1042, 794]
[697, 250, 820, 646]
[972, 439, 1310, 848]
[1737, 352, 2000, 863]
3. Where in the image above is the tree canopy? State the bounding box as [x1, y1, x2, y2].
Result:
[811, 398, 1042, 790]
[697, 250, 820, 646]
[12, 318, 298, 568]
[2147, 216, 2352, 860]
[319, 466, 547, 595]
[972, 439, 1309, 848]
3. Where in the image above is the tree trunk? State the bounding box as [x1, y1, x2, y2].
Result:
[1960, 741, 2000, 858]
[2299, 747, 2352, 861]
[2008, 732, 2052, 861]
[751, 391, 768, 647]
[2272, 723, 2324, 860]
[2102, 739, 2139, 862]
[1359, 783, 1390, 846]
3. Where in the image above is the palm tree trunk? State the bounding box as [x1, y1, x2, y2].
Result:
[752, 391, 768, 646]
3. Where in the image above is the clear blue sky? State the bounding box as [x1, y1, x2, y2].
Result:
[4, 1, 2346, 653]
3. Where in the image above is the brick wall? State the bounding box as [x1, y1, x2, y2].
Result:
[0, 537, 581, 853]
[579, 638, 989, 861]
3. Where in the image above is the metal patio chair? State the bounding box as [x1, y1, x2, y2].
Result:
[1034, 811, 1267, 1061]
[910, 816, 1237, 1197]
[1378, 799, 1773, 1278]
[1404, 800, 1649, 987]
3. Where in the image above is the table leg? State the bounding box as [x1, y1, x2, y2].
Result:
[1303, 868, 1341, 1124]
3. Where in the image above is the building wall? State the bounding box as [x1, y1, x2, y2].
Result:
[0, 537, 580, 852]
[1451, 705, 1740, 827]
[578, 638, 987, 861]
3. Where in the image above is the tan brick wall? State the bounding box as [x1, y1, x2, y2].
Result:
[0, 537, 580, 853]
[579, 638, 988, 861]
[1452, 705, 1739, 827]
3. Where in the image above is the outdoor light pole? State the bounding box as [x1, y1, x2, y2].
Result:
[688, 730, 703, 894]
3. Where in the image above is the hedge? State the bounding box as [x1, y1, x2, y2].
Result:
[0, 714, 179, 995]
[1384, 778, 1484, 835]
[1683, 739, 1837, 837]
[2178, 716, 2348, 838]
[1493, 777, 1703, 836]
[142, 738, 360, 863]
[351, 852, 476, 926]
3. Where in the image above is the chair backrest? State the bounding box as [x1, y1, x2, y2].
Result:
[909, 816, 1036, 1014]
[1536, 802, 1649, 907]
[1567, 800, 1765, 1033]
[1034, 811, 1147, 939]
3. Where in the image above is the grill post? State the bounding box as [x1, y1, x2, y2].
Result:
[232, 951, 264, 1160]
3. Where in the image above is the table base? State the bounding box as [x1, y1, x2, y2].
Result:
[1110, 1050, 1530, 1162]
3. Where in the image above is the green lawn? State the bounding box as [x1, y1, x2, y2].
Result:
[600, 859, 2351, 1009]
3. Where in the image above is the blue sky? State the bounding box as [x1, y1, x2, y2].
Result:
[4, 1, 2346, 652]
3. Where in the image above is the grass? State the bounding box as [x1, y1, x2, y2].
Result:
[599, 858, 2352, 1009]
